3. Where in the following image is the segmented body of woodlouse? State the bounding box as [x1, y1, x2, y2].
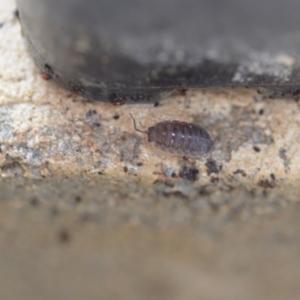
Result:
[129, 114, 213, 157]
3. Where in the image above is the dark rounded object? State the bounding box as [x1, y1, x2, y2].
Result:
[148, 121, 213, 157]
[130, 114, 213, 157]
[17, 0, 300, 101]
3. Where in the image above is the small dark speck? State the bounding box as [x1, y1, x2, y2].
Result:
[259, 109, 264, 115]
[41, 72, 51, 81]
[0, 147, 2, 153]
[163, 191, 187, 199]
[164, 181, 174, 188]
[0, 23, 4, 28]
[258, 179, 276, 189]
[74, 195, 82, 203]
[177, 88, 188, 95]
[270, 173, 276, 181]
[95, 123, 101, 127]
[72, 85, 85, 95]
[211, 177, 219, 183]
[292, 89, 300, 96]
[147, 95, 154, 101]
[179, 166, 199, 181]
[205, 160, 220, 175]
[154, 102, 159, 107]
[30, 197, 39, 207]
[137, 162, 143, 167]
[44, 63, 52, 72]
[171, 172, 177, 178]
[86, 109, 97, 118]
[58, 229, 71, 244]
[199, 187, 212, 196]
[109, 93, 127, 106]
[253, 146, 261, 152]
[279, 148, 287, 159]
[31, 151, 40, 159]
[123, 166, 128, 173]
[113, 114, 120, 120]
[14, 9, 19, 19]
[98, 171, 104, 175]
[233, 169, 247, 177]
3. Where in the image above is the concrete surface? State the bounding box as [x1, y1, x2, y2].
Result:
[1, 1, 300, 300]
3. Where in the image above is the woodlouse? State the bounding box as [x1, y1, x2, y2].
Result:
[129, 114, 213, 157]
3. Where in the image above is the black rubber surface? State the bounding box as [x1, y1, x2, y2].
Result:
[17, 0, 300, 102]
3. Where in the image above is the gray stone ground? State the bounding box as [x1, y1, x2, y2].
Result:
[1, 1, 300, 300]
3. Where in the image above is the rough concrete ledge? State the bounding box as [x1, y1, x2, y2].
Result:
[1, 1, 300, 187]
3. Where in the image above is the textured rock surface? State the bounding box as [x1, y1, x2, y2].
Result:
[1, 1, 300, 300]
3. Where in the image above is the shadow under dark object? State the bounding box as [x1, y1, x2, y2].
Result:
[17, 0, 300, 102]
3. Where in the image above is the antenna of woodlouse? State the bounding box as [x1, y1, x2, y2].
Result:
[129, 113, 146, 133]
